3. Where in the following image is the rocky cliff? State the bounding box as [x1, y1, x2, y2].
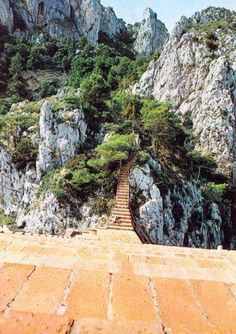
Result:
[0, 0, 126, 44]
[134, 7, 236, 175]
[0, 0, 13, 32]
[130, 160, 232, 249]
[0, 92, 100, 234]
[134, 8, 168, 56]
[36, 99, 87, 178]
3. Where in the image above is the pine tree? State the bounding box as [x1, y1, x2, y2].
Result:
[9, 52, 22, 76]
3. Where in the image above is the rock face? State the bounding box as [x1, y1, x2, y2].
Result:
[0, 96, 89, 234]
[0, 0, 13, 32]
[16, 191, 77, 234]
[0, 148, 37, 213]
[134, 8, 168, 56]
[0, 0, 126, 44]
[37, 100, 87, 178]
[130, 163, 227, 249]
[71, 1, 126, 45]
[133, 7, 236, 175]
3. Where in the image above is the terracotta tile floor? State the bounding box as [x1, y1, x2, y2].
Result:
[0, 231, 235, 333]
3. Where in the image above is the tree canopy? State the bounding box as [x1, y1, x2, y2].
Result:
[88, 133, 136, 168]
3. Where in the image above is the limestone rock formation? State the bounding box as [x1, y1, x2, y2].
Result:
[16, 191, 77, 234]
[0, 148, 37, 214]
[133, 7, 236, 175]
[130, 163, 226, 249]
[134, 8, 168, 56]
[37, 100, 87, 178]
[71, 1, 126, 45]
[0, 93, 89, 233]
[0, 0, 13, 32]
[0, 0, 127, 44]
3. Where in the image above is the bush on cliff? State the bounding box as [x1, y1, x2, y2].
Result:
[88, 133, 136, 168]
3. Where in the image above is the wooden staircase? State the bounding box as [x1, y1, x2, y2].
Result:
[107, 162, 134, 231]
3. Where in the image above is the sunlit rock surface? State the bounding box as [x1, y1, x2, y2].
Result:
[134, 8, 168, 56]
[134, 7, 236, 175]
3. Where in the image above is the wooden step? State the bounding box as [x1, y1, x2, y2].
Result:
[112, 210, 131, 215]
[113, 209, 131, 214]
[110, 218, 132, 224]
[106, 163, 134, 232]
[109, 220, 133, 226]
[107, 226, 133, 231]
[112, 221, 133, 226]
[112, 214, 132, 219]
[117, 217, 132, 222]
[112, 209, 131, 214]
[114, 206, 129, 210]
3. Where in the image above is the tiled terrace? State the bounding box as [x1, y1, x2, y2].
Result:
[0, 230, 235, 333]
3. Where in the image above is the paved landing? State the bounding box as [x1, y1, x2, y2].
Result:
[0, 231, 236, 333]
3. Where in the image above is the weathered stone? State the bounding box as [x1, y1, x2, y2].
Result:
[134, 7, 236, 175]
[130, 164, 226, 248]
[0, 96, 88, 234]
[0, 0, 127, 45]
[36, 100, 87, 178]
[0, 0, 13, 32]
[134, 8, 168, 56]
[0, 148, 37, 213]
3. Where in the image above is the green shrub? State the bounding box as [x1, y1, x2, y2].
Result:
[109, 90, 142, 121]
[80, 71, 111, 108]
[38, 170, 56, 195]
[8, 74, 25, 97]
[12, 138, 38, 169]
[141, 99, 181, 148]
[62, 94, 81, 109]
[87, 196, 115, 216]
[9, 52, 22, 76]
[40, 81, 57, 98]
[0, 104, 8, 115]
[196, 19, 236, 34]
[104, 120, 134, 134]
[202, 182, 228, 203]
[70, 168, 96, 188]
[186, 150, 216, 168]
[53, 188, 68, 199]
[137, 150, 150, 165]
[88, 133, 135, 168]
[0, 208, 16, 226]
